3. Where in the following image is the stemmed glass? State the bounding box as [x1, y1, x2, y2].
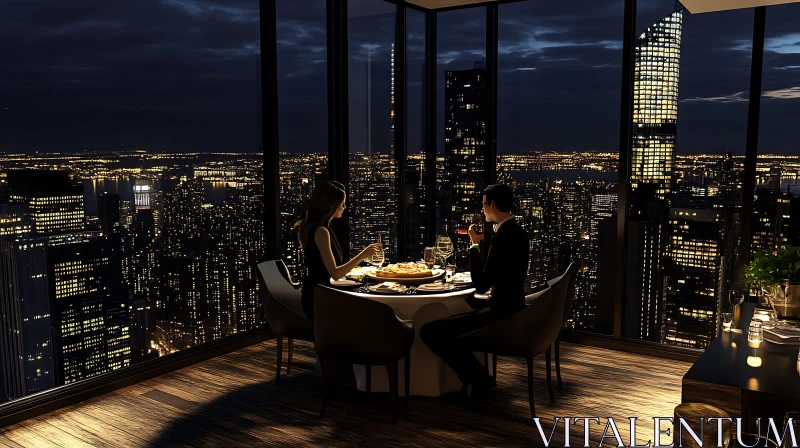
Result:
[423, 247, 436, 269]
[369, 236, 385, 268]
[436, 235, 454, 270]
[472, 213, 484, 235]
[730, 289, 745, 332]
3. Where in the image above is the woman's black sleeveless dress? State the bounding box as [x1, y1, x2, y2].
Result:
[301, 224, 343, 320]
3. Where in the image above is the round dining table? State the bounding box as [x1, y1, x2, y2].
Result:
[334, 284, 493, 397]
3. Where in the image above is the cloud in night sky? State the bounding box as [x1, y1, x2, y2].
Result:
[0, 0, 798, 156]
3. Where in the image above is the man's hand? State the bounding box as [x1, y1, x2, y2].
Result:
[468, 224, 484, 245]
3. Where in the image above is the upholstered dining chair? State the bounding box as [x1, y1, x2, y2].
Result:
[257, 260, 314, 384]
[545, 261, 579, 389]
[314, 286, 415, 424]
[457, 274, 568, 418]
[485, 285, 552, 380]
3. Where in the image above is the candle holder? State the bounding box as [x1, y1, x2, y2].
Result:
[748, 320, 764, 348]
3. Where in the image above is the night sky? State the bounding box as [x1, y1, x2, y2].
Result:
[0, 0, 798, 156]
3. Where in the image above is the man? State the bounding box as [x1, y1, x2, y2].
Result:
[420, 184, 530, 397]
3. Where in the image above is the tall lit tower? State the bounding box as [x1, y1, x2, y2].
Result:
[631, 10, 683, 200]
[443, 62, 487, 266]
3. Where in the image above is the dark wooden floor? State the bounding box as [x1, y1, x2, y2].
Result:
[0, 340, 692, 447]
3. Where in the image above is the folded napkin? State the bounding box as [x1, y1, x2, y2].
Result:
[375, 281, 402, 290]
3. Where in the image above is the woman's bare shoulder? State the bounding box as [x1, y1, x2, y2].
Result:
[314, 226, 330, 239]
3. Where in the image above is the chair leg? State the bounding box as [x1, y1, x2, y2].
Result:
[275, 334, 283, 384]
[387, 362, 399, 424]
[555, 336, 562, 389]
[526, 357, 536, 419]
[492, 355, 497, 380]
[545, 347, 554, 402]
[320, 358, 330, 419]
[484, 352, 489, 373]
[404, 350, 411, 408]
[365, 365, 372, 396]
[287, 338, 293, 376]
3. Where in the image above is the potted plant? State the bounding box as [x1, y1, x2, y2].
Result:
[744, 245, 800, 320]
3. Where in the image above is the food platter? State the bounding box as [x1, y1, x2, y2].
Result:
[366, 267, 445, 286]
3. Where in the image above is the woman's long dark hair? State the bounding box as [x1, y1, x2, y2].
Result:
[293, 181, 346, 247]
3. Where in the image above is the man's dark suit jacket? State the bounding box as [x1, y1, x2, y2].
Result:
[469, 217, 529, 317]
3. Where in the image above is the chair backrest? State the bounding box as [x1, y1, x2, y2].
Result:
[314, 286, 411, 363]
[460, 274, 568, 358]
[560, 261, 578, 326]
[545, 261, 579, 327]
[257, 260, 306, 321]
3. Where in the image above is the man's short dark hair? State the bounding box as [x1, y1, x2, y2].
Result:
[484, 184, 514, 213]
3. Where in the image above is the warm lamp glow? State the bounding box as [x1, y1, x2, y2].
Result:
[746, 356, 762, 368]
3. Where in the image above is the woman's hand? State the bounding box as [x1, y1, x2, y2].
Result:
[361, 242, 382, 260]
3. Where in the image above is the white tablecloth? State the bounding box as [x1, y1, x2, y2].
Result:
[346, 288, 492, 397]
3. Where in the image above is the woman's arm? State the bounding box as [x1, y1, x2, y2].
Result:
[315, 227, 380, 280]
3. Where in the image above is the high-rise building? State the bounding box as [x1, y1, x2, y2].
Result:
[443, 62, 487, 266]
[46, 233, 131, 385]
[350, 153, 398, 262]
[0, 206, 55, 403]
[662, 207, 725, 348]
[625, 192, 669, 342]
[577, 188, 618, 331]
[631, 10, 683, 200]
[751, 189, 795, 252]
[7, 170, 85, 236]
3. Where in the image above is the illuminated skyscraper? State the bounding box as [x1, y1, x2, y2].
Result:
[443, 62, 487, 266]
[631, 10, 682, 200]
[662, 207, 724, 348]
[133, 182, 152, 210]
[350, 153, 398, 262]
[0, 207, 54, 402]
[751, 189, 796, 252]
[7, 170, 85, 236]
[47, 234, 131, 384]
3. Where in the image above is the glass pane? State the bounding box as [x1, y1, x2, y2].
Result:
[348, 2, 398, 263]
[0, 1, 261, 404]
[497, 0, 623, 334]
[626, 7, 752, 348]
[277, 0, 328, 281]
[753, 4, 800, 322]
[438, 8, 486, 268]
[405, 9, 429, 262]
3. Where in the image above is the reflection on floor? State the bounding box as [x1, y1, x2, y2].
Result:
[0, 340, 691, 447]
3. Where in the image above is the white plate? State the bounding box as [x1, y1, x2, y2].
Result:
[417, 283, 455, 292]
[367, 283, 408, 294]
[330, 278, 361, 287]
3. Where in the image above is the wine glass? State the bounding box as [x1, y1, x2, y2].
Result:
[369, 237, 385, 268]
[722, 312, 732, 332]
[436, 235, 454, 269]
[730, 289, 745, 331]
[423, 247, 436, 269]
[472, 213, 484, 235]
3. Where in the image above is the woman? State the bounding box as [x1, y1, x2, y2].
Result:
[294, 180, 381, 320]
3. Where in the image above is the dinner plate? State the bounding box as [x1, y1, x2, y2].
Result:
[367, 283, 408, 294]
[365, 269, 445, 286]
[417, 283, 455, 292]
[330, 278, 361, 287]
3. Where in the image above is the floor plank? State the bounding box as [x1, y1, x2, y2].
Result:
[4, 340, 692, 447]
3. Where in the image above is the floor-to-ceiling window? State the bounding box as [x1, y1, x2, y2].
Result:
[496, 0, 624, 334]
[348, 1, 399, 264]
[277, 0, 328, 281]
[0, 1, 262, 404]
[437, 7, 486, 269]
[624, 6, 753, 349]
[404, 8, 429, 262]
